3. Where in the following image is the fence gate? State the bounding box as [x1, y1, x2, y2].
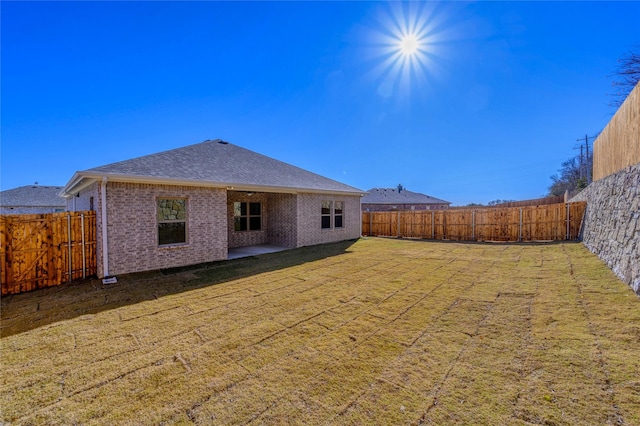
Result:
[1, 211, 97, 295]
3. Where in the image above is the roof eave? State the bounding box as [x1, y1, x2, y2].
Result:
[62, 172, 364, 196]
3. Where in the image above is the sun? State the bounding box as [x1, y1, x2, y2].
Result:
[364, 1, 446, 98]
[400, 33, 420, 57]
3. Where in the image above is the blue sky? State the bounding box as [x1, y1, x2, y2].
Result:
[2, 1, 638, 205]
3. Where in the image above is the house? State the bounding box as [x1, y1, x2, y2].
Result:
[0, 185, 65, 214]
[361, 186, 450, 211]
[61, 139, 363, 278]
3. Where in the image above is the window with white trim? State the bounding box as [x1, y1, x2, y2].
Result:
[321, 201, 332, 229]
[321, 200, 344, 229]
[334, 201, 344, 228]
[157, 198, 187, 245]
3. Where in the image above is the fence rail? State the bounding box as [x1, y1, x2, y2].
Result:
[362, 202, 587, 242]
[1, 211, 97, 296]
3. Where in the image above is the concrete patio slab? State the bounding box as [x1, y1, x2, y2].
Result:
[227, 244, 289, 260]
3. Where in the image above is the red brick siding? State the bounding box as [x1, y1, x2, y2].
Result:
[296, 194, 361, 247]
[227, 191, 269, 248]
[102, 182, 227, 276]
[266, 193, 298, 248]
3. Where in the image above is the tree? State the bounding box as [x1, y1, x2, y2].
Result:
[487, 199, 516, 206]
[548, 157, 589, 197]
[611, 47, 640, 107]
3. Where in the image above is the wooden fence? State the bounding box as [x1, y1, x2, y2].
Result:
[593, 82, 640, 181]
[1, 211, 97, 296]
[362, 202, 587, 242]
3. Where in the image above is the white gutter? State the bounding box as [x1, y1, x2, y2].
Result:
[101, 176, 109, 278]
[359, 194, 363, 237]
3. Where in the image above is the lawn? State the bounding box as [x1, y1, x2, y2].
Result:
[1, 238, 639, 425]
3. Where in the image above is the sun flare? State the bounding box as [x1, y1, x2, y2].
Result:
[366, 2, 448, 98]
[400, 34, 419, 57]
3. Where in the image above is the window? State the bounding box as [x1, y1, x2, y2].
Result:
[334, 201, 344, 228]
[234, 202, 261, 231]
[157, 198, 187, 245]
[321, 201, 332, 229]
[321, 200, 345, 229]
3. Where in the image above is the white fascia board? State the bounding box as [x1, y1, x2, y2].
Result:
[60, 172, 93, 198]
[64, 172, 364, 197]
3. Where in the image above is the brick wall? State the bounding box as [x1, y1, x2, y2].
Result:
[228, 191, 357, 249]
[267, 193, 298, 248]
[296, 193, 361, 247]
[227, 191, 269, 248]
[102, 182, 227, 276]
[92, 183, 360, 277]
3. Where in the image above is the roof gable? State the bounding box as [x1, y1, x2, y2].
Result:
[65, 140, 362, 195]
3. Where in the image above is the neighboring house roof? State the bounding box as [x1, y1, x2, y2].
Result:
[62, 139, 363, 196]
[0, 185, 65, 207]
[362, 188, 450, 205]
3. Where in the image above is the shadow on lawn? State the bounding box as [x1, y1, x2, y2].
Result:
[0, 239, 358, 338]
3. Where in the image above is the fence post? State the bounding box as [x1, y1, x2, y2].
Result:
[369, 213, 372, 237]
[81, 213, 86, 279]
[431, 211, 435, 239]
[4, 217, 13, 294]
[397, 210, 400, 238]
[46, 215, 55, 287]
[566, 203, 570, 240]
[472, 211, 475, 241]
[519, 208, 523, 242]
[443, 211, 447, 240]
[67, 214, 72, 283]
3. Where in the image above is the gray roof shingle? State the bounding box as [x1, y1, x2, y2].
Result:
[0, 185, 65, 207]
[362, 188, 450, 205]
[78, 140, 362, 194]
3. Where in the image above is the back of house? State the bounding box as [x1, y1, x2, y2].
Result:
[61, 139, 364, 278]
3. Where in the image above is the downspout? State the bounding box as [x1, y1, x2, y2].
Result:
[359, 194, 363, 237]
[101, 176, 109, 278]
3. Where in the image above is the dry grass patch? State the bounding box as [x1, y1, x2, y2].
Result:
[2, 238, 639, 425]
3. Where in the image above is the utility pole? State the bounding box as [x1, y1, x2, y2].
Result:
[575, 134, 597, 185]
[579, 145, 584, 180]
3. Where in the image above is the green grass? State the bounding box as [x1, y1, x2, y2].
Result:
[1, 238, 638, 425]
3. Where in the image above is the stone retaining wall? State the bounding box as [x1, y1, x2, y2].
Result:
[571, 163, 639, 294]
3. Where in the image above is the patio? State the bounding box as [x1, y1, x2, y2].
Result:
[227, 243, 288, 260]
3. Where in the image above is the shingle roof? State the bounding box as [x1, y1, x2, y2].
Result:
[362, 188, 450, 205]
[0, 185, 65, 207]
[68, 140, 362, 194]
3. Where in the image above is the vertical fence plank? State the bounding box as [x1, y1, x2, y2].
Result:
[67, 213, 72, 283]
[82, 213, 86, 279]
